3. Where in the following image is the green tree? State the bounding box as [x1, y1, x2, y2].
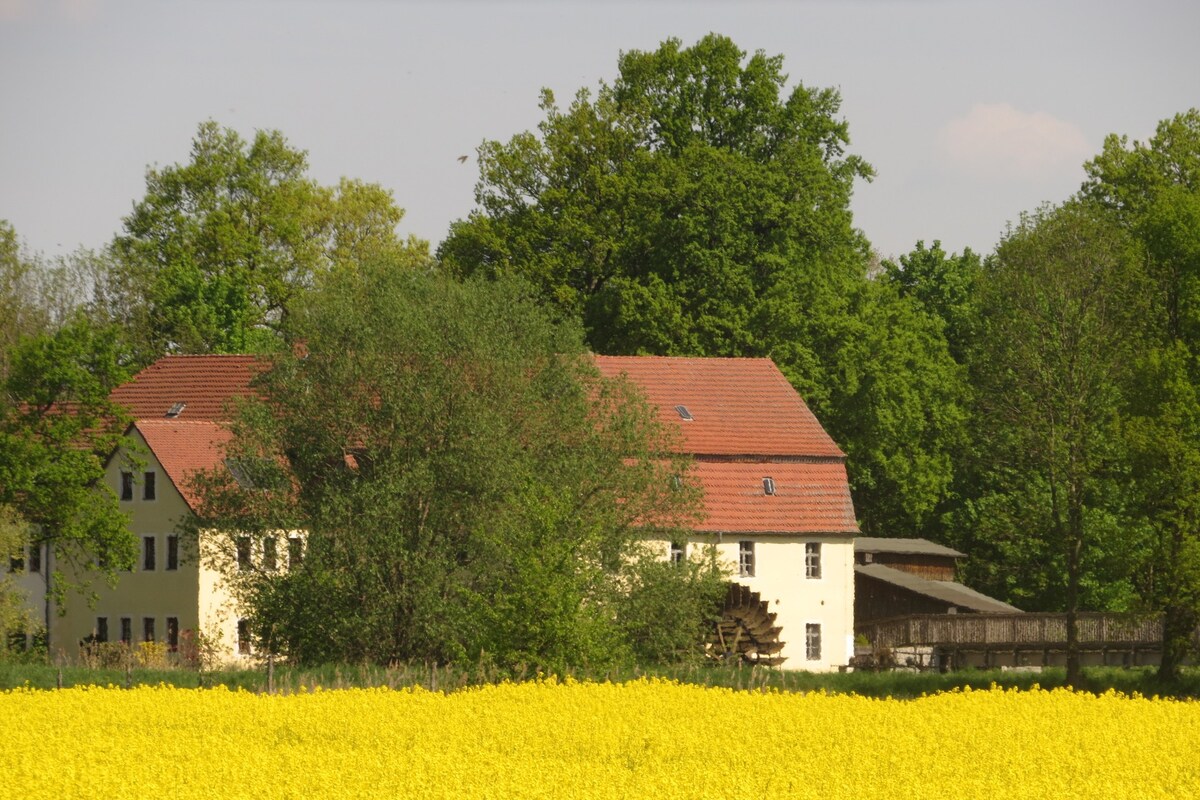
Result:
[112, 121, 422, 363]
[883, 240, 982, 364]
[440, 34, 965, 538]
[967, 201, 1148, 685]
[190, 263, 710, 671]
[1083, 109, 1200, 679]
[0, 314, 135, 647]
[0, 504, 35, 647]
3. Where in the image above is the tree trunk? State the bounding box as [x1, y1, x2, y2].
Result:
[1159, 596, 1198, 682]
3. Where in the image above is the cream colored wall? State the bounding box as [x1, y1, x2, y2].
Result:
[1, 544, 47, 634]
[671, 534, 855, 672]
[50, 430, 248, 665]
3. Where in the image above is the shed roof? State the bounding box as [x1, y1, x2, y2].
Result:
[855, 563, 1021, 614]
[855, 537, 965, 559]
[594, 356, 844, 460]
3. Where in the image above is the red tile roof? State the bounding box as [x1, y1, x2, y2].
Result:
[110, 355, 263, 422]
[690, 461, 857, 534]
[134, 420, 233, 511]
[594, 356, 844, 459]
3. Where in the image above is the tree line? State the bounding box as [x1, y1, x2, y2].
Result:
[2, 34, 1198, 680]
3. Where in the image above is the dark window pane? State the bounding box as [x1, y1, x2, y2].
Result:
[120, 617, 132, 644]
[166, 617, 179, 651]
[167, 536, 179, 570]
[120, 471, 134, 501]
[143, 617, 155, 643]
[263, 537, 277, 571]
[236, 537, 252, 571]
[143, 472, 156, 501]
[287, 537, 303, 568]
[96, 617, 108, 643]
[143, 536, 156, 571]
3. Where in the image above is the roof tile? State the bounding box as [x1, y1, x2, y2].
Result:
[110, 355, 262, 421]
[690, 461, 858, 534]
[135, 420, 232, 511]
[594, 356, 844, 459]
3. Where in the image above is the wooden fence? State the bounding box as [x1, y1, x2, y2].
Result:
[858, 612, 1180, 650]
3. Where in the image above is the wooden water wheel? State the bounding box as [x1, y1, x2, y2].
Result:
[708, 583, 786, 666]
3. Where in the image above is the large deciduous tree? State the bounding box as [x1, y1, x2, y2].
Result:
[1083, 109, 1200, 679]
[0, 313, 135, 645]
[191, 263, 716, 670]
[967, 201, 1148, 685]
[440, 34, 965, 539]
[112, 121, 423, 363]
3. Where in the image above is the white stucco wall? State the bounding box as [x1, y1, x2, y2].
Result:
[668, 533, 855, 672]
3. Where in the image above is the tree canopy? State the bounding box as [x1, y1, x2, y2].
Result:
[440, 34, 965, 539]
[1082, 109, 1200, 678]
[191, 263, 720, 670]
[111, 121, 425, 363]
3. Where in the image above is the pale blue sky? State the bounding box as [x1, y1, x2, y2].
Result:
[2, 0, 1197, 262]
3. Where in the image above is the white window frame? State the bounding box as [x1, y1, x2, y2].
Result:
[738, 540, 755, 578]
[805, 542, 821, 580]
[805, 622, 822, 662]
[669, 540, 686, 564]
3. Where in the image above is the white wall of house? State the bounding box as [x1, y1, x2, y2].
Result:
[673, 533, 855, 672]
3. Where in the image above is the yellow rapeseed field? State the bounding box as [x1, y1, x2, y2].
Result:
[2, 679, 1197, 799]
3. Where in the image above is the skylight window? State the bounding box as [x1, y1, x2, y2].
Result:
[674, 404, 694, 421]
[763, 477, 776, 496]
[165, 402, 186, 418]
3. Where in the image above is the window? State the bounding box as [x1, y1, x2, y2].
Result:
[120, 617, 132, 644]
[738, 540, 755, 577]
[166, 535, 179, 571]
[96, 617, 109, 643]
[763, 476, 776, 496]
[288, 537, 303, 569]
[237, 619, 251, 655]
[28, 544, 40, 575]
[805, 542, 821, 580]
[8, 553, 22, 573]
[670, 540, 685, 564]
[236, 537, 252, 571]
[143, 617, 155, 643]
[143, 471, 156, 501]
[120, 471, 134, 501]
[165, 402, 186, 418]
[674, 404, 694, 421]
[806, 623, 822, 661]
[166, 617, 179, 652]
[263, 536, 278, 571]
[143, 536, 156, 571]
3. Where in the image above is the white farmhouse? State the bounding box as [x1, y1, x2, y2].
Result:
[595, 356, 858, 670]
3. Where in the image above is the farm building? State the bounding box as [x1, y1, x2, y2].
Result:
[40, 353, 858, 669]
[853, 537, 1019, 626]
[595, 356, 858, 670]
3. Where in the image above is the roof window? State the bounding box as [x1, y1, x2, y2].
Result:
[165, 402, 186, 418]
[674, 405, 694, 421]
[763, 477, 776, 496]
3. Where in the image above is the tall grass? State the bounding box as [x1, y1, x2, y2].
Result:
[4, 658, 1200, 698]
